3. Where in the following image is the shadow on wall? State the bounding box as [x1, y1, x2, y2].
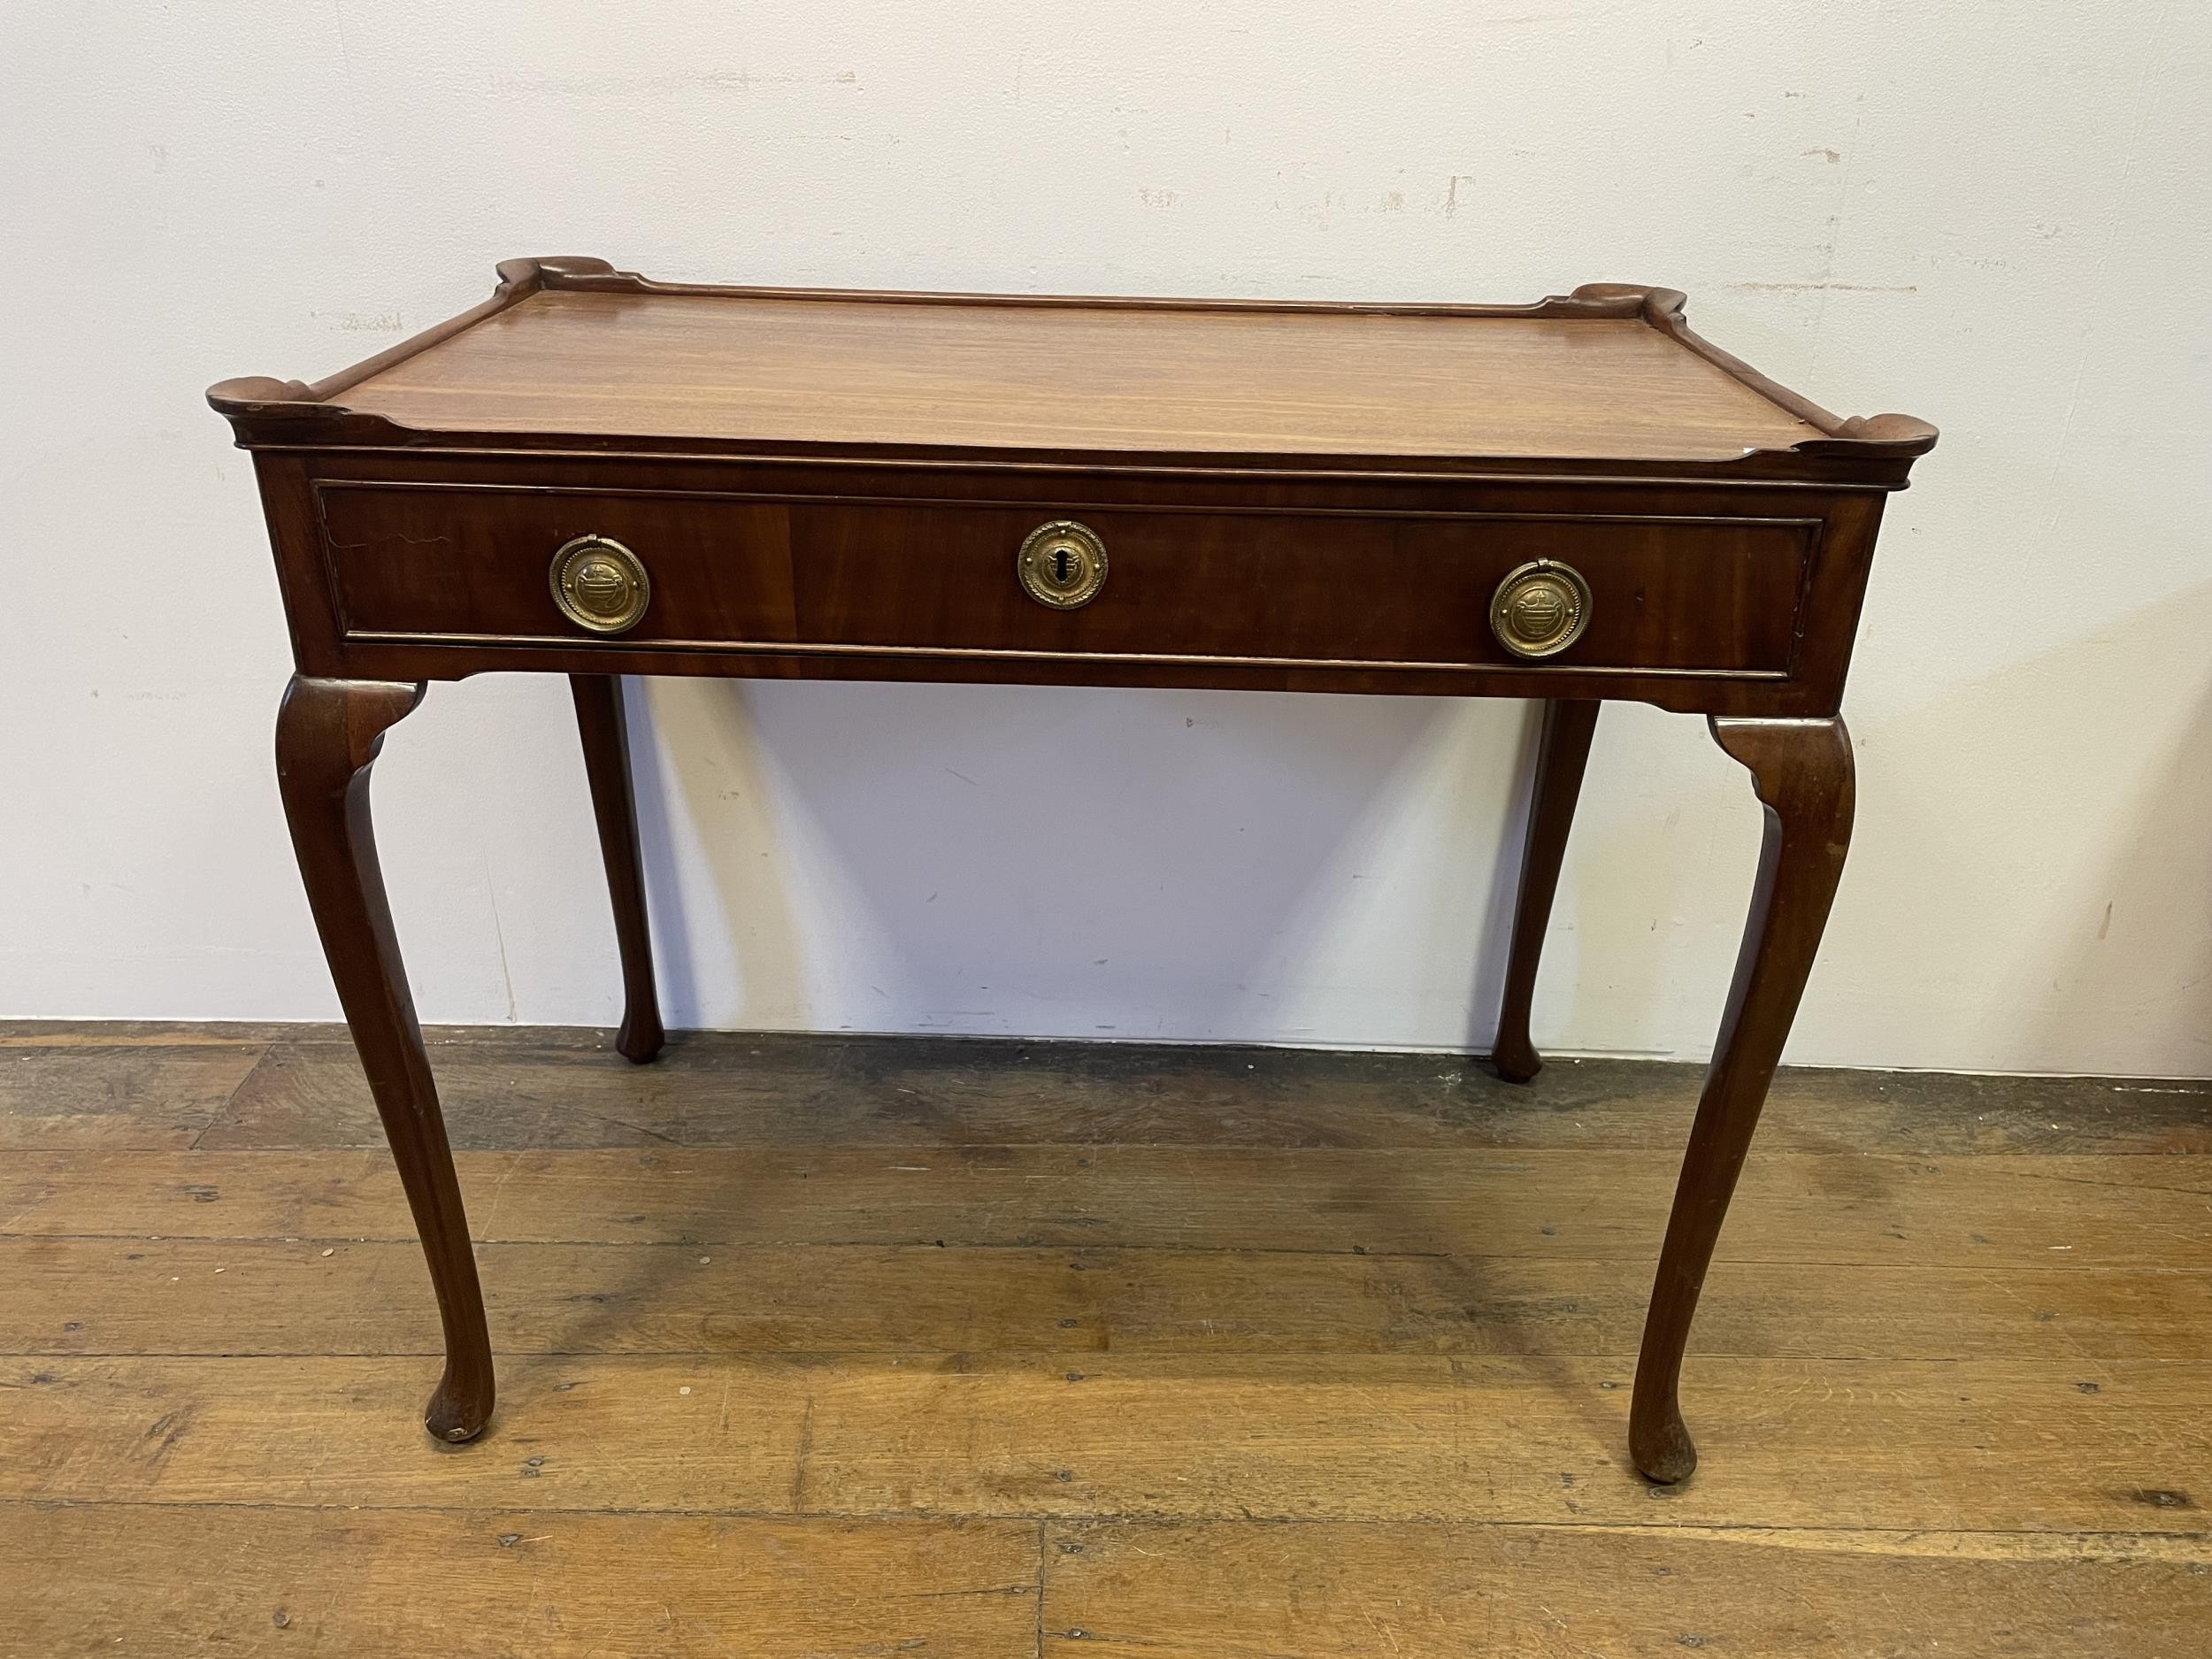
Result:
[1554, 702, 1708, 1061]
[622, 674, 1548, 1046]
[603, 588, 2212, 1073]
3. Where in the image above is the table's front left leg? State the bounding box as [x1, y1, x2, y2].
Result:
[571, 674, 664, 1063]
[275, 675, 495, 1444]
[1630, 715, 1855, 1483]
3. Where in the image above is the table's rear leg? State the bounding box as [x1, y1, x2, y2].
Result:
[275, 676, 495, 1444]
[571, 674, 664, 1064]
[1492, 699, 1600, 1083]
[1630, 715, 1854, 1482]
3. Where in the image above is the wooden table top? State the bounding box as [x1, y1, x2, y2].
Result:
[211, 261, 1932, 475]
[337, 288, 1820, 464]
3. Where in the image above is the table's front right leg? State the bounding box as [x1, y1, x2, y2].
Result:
[274, 675, 495, 1444]
[1630, 714, 1855, 1483]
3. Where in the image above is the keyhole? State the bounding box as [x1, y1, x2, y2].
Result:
[1018, 522, 1105, 609]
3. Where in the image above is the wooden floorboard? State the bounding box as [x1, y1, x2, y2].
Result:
[1043, 1520, 2212, 1657]
[2, 1023, 2207, 1655]
[7, 1023, 2207, 1156]
[0, 1040, 266, 1148]
[7, 1351, 2208, 1534]
[4, 1501, 1041, 1658]
[9, 1238, 2209, 1362]
[4, 1147, 2206, 1268]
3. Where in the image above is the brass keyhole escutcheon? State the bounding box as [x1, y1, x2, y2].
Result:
[550, 534, 651, 634]
[1489, 559, 1592, 659]
[1018, 520, 1108, 610]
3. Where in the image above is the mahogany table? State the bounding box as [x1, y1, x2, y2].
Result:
[211, 257, 1936, 1482]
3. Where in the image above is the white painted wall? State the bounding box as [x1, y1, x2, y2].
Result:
[5, 3, 2208, 1075]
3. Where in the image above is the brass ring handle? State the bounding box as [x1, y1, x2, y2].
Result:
[550, 534, 651, 634]
[1017, 519, 1108, 610]
[1489, 559, 1592, 659]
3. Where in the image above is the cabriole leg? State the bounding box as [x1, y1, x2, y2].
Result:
[274, 675, 495, 1443]
[571, 674, 664, 1063]
[1493, 698, 1600, 1083]
[1630, 715, 1855, 1482]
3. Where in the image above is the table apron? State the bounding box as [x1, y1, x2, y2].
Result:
[253, 457, 1887, 716]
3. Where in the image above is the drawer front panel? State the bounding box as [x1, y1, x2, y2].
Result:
[317, 484, 1816, 674]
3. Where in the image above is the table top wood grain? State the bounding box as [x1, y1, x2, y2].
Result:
[211, 259, 1933, 479]
[337, 289, 1823, 462]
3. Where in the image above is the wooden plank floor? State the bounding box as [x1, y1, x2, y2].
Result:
[2, 1024, 2207, 1656]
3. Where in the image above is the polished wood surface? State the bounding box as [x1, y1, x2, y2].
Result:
[209, 258, 1939, 1479]
[209, 260, 1936, 472]
[4, 1026, 2205, 1654]
[335, 288, 1824, 461]
[292, 454, 1882, 715]
[319, 481, 1816, 673]
[217, 260, 1926, 714]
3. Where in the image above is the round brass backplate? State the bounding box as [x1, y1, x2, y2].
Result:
[1017, 520, 1109, 610]
[550, 534, 651, 634]
[1489, 559, 1592, 659]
